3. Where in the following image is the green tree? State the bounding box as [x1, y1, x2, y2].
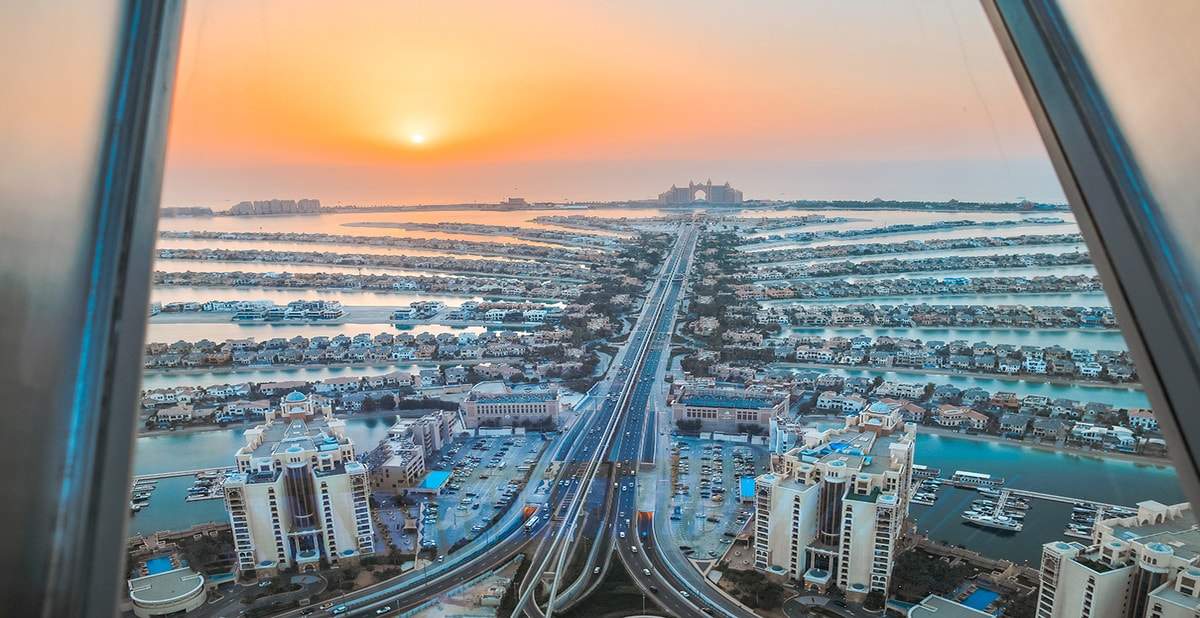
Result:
[361, 396, 377, 413]
[379, 394, 396, 410]
[864, 590, 886, 611]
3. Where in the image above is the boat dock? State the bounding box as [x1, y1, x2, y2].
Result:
[132, 467, 236, 483]
[1003, 488, 1132, 511]
[920, 470, 1134, 511]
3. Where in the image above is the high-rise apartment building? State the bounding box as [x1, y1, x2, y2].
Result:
[222, 392, 374, 578]
[1036, 501, 1200, 618]
[754, 404, 915, 603]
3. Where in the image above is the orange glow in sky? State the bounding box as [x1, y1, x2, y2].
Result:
[163, 0, 1065, 206]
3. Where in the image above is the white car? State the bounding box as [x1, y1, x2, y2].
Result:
[679, 590, 690, 598]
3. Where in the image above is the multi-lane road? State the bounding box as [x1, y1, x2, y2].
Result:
[288, 225, 761, 618]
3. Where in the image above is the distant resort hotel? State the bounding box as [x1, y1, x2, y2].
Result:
[658, 180, 744, 205]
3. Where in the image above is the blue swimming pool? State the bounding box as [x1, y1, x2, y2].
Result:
[963, 588, 1000, 611]
[145, 556, 173, 575]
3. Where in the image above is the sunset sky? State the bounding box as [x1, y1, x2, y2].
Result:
[162, 0, 1066, 207]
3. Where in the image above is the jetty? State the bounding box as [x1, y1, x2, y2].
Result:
[132, 467, 236, 483]
[1003, 487, 1132, 511]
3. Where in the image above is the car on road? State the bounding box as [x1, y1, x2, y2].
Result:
[679, 590, 690, 598]
[593, 567, 601, 574]
[649, 585, 658, 593]
[630, 546, 637, 553]
[642, 568, 651, 576]
[376, 606, 392, 615]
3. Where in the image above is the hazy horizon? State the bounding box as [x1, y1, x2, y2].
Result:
[162, 1, 1067, 209]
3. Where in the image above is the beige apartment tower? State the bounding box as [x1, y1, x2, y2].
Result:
[1036, 501, 1200, 618]
[753, 404, 915, 603]
[223, 392, 374, 577]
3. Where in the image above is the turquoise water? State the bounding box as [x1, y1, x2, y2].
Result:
[797, 366, 1149, 409]
[144, 556, 173, 575]
[150, 287, 503, 306]
[963, 589, 1000, 610]
[139, 363, 444, 391]
[910, 433, 1183, 564]
[783, 326, 1127, 351]
[157, 238, 520, 261]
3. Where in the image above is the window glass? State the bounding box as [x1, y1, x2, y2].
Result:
[125, 2, 1189, 616]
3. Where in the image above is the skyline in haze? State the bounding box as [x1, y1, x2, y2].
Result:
[162, 0, 1067, 208]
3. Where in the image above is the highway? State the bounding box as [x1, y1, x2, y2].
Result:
[281, 224, 757, 618]
[516, 224, 700, 617]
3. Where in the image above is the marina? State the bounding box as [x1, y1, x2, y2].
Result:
[132, 466, 236, 483]
[912, 467, 1143, 547]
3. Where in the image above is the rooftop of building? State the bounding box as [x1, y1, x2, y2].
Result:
[1108, 515, 1200, 563]
[127, 566, 204, 605]
[466, 381, 557, 403]
[245, 417, 348, 459]
[420, 470, 452, 490]
[678, 395, 782, 410]
[907, 594, 993, 618]
[1150, 576, 1200, 609]
[789, 421, 913, 476]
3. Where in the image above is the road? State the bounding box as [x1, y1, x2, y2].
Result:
[270, 224, 757, 618]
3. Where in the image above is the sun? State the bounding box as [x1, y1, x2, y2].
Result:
[410, 134, 425, 144]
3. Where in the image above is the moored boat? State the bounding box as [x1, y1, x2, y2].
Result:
[962, 512, 1022, 532]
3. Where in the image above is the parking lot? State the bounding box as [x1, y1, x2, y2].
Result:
[378, 433, 550, 555]
[665, 437, 770, 562]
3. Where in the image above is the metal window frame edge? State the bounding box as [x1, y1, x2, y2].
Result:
[983, 0, 1200, 508]
[42, 2, 185, 616]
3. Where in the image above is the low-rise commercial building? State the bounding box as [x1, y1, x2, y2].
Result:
[127, 567, 206, 618]
[672, 385, 789, 433]
[460, 381, 560, 429]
